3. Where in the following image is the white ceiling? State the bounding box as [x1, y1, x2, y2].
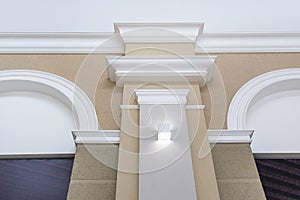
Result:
[1, 0, 299, 33]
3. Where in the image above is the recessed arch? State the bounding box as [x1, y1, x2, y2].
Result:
[228, 68, 300, 157]
[0, 70, 98, 156]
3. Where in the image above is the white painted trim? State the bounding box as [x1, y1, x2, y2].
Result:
[185, 105, 205, 110]
[72, 129, 254, 144]
[135, 89, 189, 105]
[208, 130, 254, 144]
[0, 70, 98, 130]
[106, 56, 216, 87]
[196, 33, 300, 53]
[114, 22, 204, 43]
[0, 32, 123, 53]
[0, 32, 300, 53]
[72, 130, 120, 144]
[120, 105, 139, 110]
[120, 104, 205, 110]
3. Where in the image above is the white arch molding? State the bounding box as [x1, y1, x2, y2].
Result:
[0, 70, 98, 157]
[228, 68, 300, 158]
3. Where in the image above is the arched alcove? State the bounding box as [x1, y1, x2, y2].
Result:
[0, 70, 98, 156]
[228, 68, 300, 158]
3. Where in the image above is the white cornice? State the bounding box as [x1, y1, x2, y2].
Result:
[106, 56, 216, 87]
[114, 22, 204, 43]
[72, 130, 121, 144]
[1, 31, 300, 53]
[135, 89, 189, 105]
[207, 130, 254, 144]
[196, 33, 300, 53]
[0, 32, 124, 54]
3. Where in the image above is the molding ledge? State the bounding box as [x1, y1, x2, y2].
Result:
[1, 32, 300, 53]
[106, 56, 216, 87]
[196, 33, 300, 53]
[135, 89, 189, 105]
[72, 130, 120, 144]
[114, 22, 204, 43]
[207, 130, 254, 144]
[72, 129, 254, 144]
[0, 32, 124, 53]
[120, 104, 205, 110]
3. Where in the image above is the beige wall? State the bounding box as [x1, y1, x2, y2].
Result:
[2, 53, 300, 130]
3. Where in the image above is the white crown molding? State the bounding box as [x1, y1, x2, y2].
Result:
[114, 22, 204, 43]
[0, 32, 124, 53]
[196, 33, 300, 53]
[106, 56, 216, 87]
[207, 130, 254, 144]
[1, 31, 300, 53]
[135, 89, 189, 105]
[72, 130, 120, 144]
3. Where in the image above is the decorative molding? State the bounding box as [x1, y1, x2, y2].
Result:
[0, 70, 98, 130]
[72, 129, 254, 144]
[120, 105, 139, 110]
[120, 104, 205, 110]
[185, 105, 205, 110]
[208, 130, 254, 144]
[106, 56, 216, 87]
[72, 130, 120, 144]
[196, 33, 300, 53]
[114, 22, 204, 43]
[0, 31, 300, 53]
[0, 32, 123, 53]
[135, 89, 189, 105]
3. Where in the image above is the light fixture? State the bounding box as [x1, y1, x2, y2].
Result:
[157, 123, 172, 141]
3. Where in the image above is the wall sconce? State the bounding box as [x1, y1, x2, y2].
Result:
[157, 123, 172, 141]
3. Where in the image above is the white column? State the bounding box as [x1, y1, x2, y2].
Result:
[136, 89, 197, 200]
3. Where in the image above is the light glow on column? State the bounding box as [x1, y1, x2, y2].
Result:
[157, 123, 172, 141]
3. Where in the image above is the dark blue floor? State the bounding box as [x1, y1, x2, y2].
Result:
[0, 158, 73, 200]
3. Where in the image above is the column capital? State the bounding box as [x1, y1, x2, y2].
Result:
[106, 56, 216, 87]
[114, 22, 204, 44]
[135, 89, 189, 105]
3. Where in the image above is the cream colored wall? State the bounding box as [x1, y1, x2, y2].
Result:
[2, 53, 300, 130]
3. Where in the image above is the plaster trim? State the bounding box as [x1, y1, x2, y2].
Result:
[72, 130, 120, 144]
[196, 33, 300, 53]
[207, 130, 254, 144]
[106, 56, 216, 87]
[114, 22, 204, 43]
[1, 32, 300, 53]
[135, 89, 189, 105]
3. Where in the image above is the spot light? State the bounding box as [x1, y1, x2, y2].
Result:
[157, 123, 172, 141]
